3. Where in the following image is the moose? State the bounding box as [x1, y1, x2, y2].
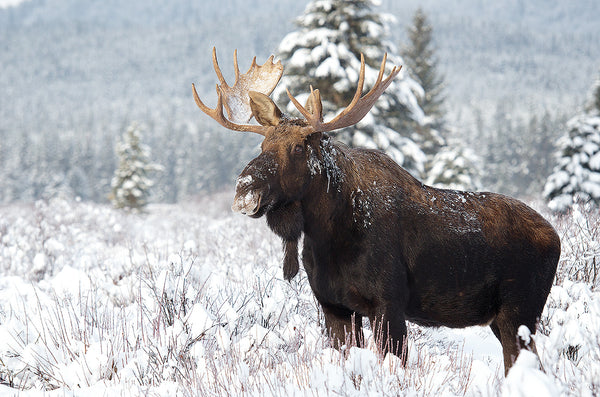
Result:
[192, 48, 560, 374]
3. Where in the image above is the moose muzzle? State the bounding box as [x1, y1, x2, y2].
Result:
[232, 189, 262, 216]
[232, 173, 264, 216]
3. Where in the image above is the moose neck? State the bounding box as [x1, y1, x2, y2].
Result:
[300, 137, 358, 238]
[299, 135, 428, 243]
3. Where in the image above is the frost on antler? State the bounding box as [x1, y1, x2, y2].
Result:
[217, 49, 284, 123]
[192, 47, 283, 134]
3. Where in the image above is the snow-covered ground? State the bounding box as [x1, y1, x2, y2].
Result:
[0, 194, 598, 396]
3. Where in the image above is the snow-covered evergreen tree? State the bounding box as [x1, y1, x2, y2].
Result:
[110, 123, 161, 210]
[544, 114, 600, 212]
[272, 0, 427, 178]
[592, 74, 600, 114]
[425, 143, 481, 190]
[401, 7, 482, 190]
[401, 7, 445, 136]
[524, 111, 561, 194]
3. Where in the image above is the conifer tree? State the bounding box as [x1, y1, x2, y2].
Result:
[544, 79, 600, 212]
[524, 111, 562, 194]
[272, 0, 428, 177]
[110, 123, 161, 210]
[593, 74, 600, 113]
[401, 8, 446, 136]
[425, 143, 481, 190]
[401, 7, 482, 190]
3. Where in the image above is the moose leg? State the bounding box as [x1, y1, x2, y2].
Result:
[489, 321, 502, 343]
[492, 309, 540, 376]
[370, 310, 408, 364]
[321, 304, 364, 350]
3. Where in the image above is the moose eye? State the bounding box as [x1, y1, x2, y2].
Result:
[293, 144, 304, 156]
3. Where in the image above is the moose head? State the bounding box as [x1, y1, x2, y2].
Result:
[192, 48, 400, 219]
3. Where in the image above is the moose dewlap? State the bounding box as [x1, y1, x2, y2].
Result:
[192, 48, 560, 375]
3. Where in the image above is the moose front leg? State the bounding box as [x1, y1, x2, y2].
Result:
[321, 303, 364, 350]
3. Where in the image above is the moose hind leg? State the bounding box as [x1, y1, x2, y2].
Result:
[492, 310, 540, 376]
[322, 304, 364, 350]
[489, 321, 502, 344]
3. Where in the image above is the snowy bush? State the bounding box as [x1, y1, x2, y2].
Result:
[0, 195, 599, 395]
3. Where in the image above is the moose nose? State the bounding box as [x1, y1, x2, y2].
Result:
[232, 191, 262, 216]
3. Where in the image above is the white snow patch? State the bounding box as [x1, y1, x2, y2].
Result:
[518, 325, 531, 345]
[186, 303, 215, 337]
[503, 351, 559, 397]
[236, 174, 254, 189]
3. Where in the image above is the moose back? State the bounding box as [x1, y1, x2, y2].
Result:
[192, 48, 560, 374]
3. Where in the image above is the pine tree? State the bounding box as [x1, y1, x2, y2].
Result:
[524, 111, 563, 194]
[593, 74, 600, 113]
[401, 7, 482, 190]
[544, 114, 600, 212]
[544, 74, 600, 212]
[425, 143, 481, 191]
[272, 0, 428, 178]
[110, 123, 161, 210]
[401, 7, 445, 132]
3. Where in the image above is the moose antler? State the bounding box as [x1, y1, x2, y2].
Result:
[192, 47, 283, 135]
[286, 53, 401, 133]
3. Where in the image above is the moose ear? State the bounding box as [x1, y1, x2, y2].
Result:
[305, 88, 323, 122]
[248, 91, 283, 126]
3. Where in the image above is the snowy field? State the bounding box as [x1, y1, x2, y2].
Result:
[0, 194, 599, 396]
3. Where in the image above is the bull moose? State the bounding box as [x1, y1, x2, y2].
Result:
[192, 48, 560, 374]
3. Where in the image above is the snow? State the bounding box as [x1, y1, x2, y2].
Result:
[0, 196, 599, 395]
[186, 303, 215, 337]
[307, 145, 323, 176]
[314, 56, 344, 79]
[502, 351, 559, 397]
[235, 174, 253, 189]
[426, 145, 481, 190]
[517, 325, 531, 345]
[0, 0, 28, 8]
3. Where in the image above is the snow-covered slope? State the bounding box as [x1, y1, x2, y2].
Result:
[0, 195, 598, 395]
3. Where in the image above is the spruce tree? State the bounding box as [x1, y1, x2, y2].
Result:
[272, 0, 428, 178]
[593, 74, 600, 113]
[524, 111, 562, 194]
[401, 7, 445, 131]
[544, 111, 600, 212]
[425, 144, 481, 191]
[110, 123, 161, 210]
[544, 74, 600, 212]
[401, 7, 482, 190]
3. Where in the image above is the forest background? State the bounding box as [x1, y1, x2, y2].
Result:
[1, 0, 599, 204]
